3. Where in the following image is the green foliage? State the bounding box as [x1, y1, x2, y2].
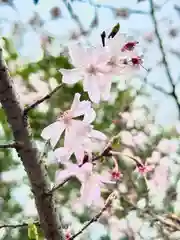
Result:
[28, 223, 39, 240]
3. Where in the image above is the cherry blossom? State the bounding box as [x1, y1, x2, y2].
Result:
[41, 93, 95, 148]
[136, 162, 154, 175]
[59, 43, 113, 103]
[106, 31, 143, 79]
[54, 126, 107, 164]
[55, 162, 115, 207]
[124, 155, 154, 176]
[111, 170, 121, 180]
[110, 156, 121, 180]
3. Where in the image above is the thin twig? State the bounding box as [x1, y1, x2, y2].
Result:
[69, 207, 107, 239]
[62, 0, 86, 34]
[149, 0, 180, 118]
[23, 84, 63, 116]
[121, 195, 180, 231]
[69, 192, 117, 240]
[0, 222, 40, 229]
[48, 177, 71, 195]
[0, 142, 23, 149]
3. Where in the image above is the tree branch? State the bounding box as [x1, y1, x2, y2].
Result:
[70, 207, 107, 240]
[23, 83, 63, 117]
[149, 0, 180, 118]
[0, 48, 65, 240]
[69, 192, 116, 240]
[62, 0, 86, 35]
[0, 141, 23, 149]
[48, 178, 71, 195]
[121, 195, 180, 232]
[0, 222, 40, 229]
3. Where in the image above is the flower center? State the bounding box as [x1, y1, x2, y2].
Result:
[87, 64, 97, 75]
[138, 166, 146, 173]
[111, 170, 121, 180]
[62, 110, 72, 124]
[107, 56, 118, 67]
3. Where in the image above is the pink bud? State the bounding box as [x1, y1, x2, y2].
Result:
[131, 56, 142, 66]
[65, 232, 71, 240]
[121, 41, 139, 52]
[111, 170, 121, 180]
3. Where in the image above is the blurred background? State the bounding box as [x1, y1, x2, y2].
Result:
[0, 0, 180, 239]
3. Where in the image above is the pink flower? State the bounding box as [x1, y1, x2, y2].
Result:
[106, 32, 143, 78]
[41, 93, 95, 148]
[59, 43, 113, 103]
[111, 170, 121, 180]
[54, 126, 107, 164]
[55, 162, 115, 207]
[137, 163, 154, 175]
[65, 232, 71, 240]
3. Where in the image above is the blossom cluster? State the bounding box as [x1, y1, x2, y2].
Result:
[41, 26, 144, 207]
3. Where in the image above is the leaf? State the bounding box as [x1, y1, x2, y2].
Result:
[108, 23, 120, 38]
[28, 223, 39, 240]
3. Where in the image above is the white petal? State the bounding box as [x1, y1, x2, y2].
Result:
[74, 146, 85, 163]
[55, 169, 72, 184]
[90, 129, 107, 141]
[83, 107, 96, 124]
[70, 120, 91, 137]
[69, 43, 87, 67]
[54, 147, 72, 162]
[63, 122, 89, 151]
[80, 175, 101, 206]
[81, 162, 93, 174]
[83, 75, 100, 104]
[70, 93, 81, 111]
[59, 68, 82, 85]
[71, 93, 91, 118]
[55, 163, 79, 184]
[41, 121, 65, 148]
[100, 78, 112, 101]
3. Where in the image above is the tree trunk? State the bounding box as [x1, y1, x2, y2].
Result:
[0, 48, 64, 240]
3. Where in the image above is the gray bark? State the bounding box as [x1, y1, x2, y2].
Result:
[0, 48, 64, 240]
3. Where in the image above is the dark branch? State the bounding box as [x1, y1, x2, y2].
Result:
[69, 193, 115, 240]
[149, 0, 180, 118]
[62, 0, 86, 34]
[23, 84, 63, 117]
[0, 141, 23, 149]
[0, 222, 40, 229]
[48, 177, 71, 195]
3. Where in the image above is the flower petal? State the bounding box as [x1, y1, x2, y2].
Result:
[71, 93, 91, 118]
[83, 75, 100, 104]
[100, 78, 112, 101]
[55, 163, 79, 184]
[59, 68, 83, 85]
[90, 129, 107, 141]
[41, 121, 65, 148]
[68, 43, 87, 67]
[80, 175, 101, 207]
[74, 146, 85, 164]
[83, 108, 96, 124]
[54, 147, 72, 162]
